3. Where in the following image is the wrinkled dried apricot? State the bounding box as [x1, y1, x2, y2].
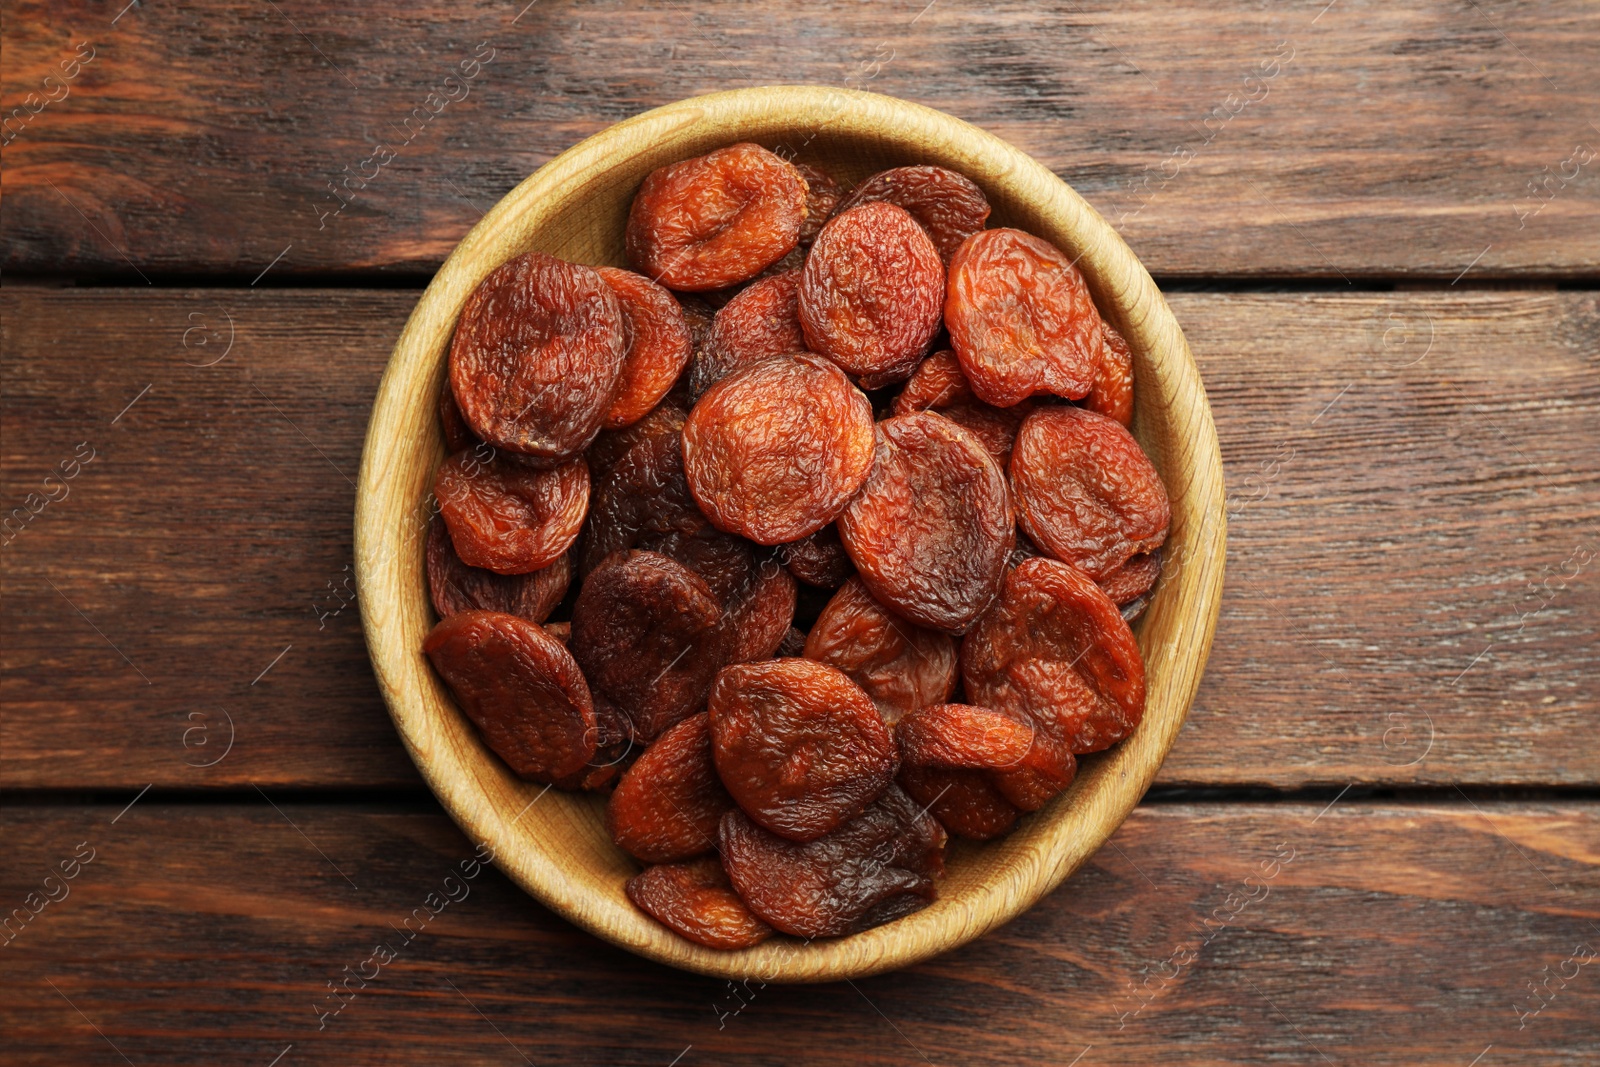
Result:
[776, 626, 807, 658]
[649, 527, 797, 666]
[424, 610, 596, 782]
[834, 166, 990, 263]
[608, 712, 732, 863]
[898, 766, 1018, 840]
[596, 267, 694, 429]
[683, 352, 875, 545]
[891, 349, 1031, 464]
[780, 524, 854, 589]
[720, 784, 945, 938]
[580, 404, 704, 577]
[626, 856, 773, 949]
[708, 659, 897, 841]
[946, 228, 1103, 407]
[792, 161, 843, 247]
[802, 578, 957, 725]
[626, 143, 806, 291]
[1084, 317, 1134, 426]
[435, 448, 589, 575]
[799, 202, 943, 381]
[426, 513, 570, 623]
[962, 557, 1146, 754]
[837, 413, 1014, 631]
[689, 270, 807, 399]
[450, 252, 626, 462]
[896, 700, 1075, 816]
[1010, 405, 1170, 580]
[439, 383, 479, 452]
[1098, 548, 1162, 606]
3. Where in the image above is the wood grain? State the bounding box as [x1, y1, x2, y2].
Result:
[2, 801, 1595, 1065]
[3, 288, 1595, 791]
[2, 0, 1597, 280]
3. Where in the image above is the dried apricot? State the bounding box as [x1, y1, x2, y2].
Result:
[1010, 405, 1170, 580]
[426, 513, 570, 623]
[449, 252, 626, 462]
[891, 349, 1031, 464]
[898, 766, 1018, 840]
[626, 143, 806, 291]
[690, 270, 806, 399]
[946, 228, 1103, 407]
[799, 202, 943, 381]
[1084, 317, 1134, 426]
[682, 352, 875, 545]
[650, 527, 797, 666]
[896, 700, 1075, 816]
[439, 383, 479, 452]
[626, 857, 773, 949]
[607, 712, 732, 863]
[834, 166, 990, 263]
[776, 626, 808, 658]
[596, 267, 693, 429]
[435, 448, 589, 575]
[962, 557, 1145, 754]
[1098, 548, 1162, 606]
[780, 524, 854, 589]
[837, 413, 1014, 631]
[792, 161, 843, 247]
[802, 578, 957, 725]
[580, 404, 703, 577]
[708, 659, 897, 841]
[423, 610, 596, 782]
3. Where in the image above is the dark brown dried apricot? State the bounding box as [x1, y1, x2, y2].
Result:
[682, 353, 875, 545]
[776, 626, 808, 658]
[435, 448, 589, 575]
[780, 524, 854, 589]
[1084, 317, 1134, 426]
[837, 413, 1014, 632]
[792, 161, 843, 247]
[439, 383, 480, 452]
[834, 166, 991, 264]
[607, 712, 732, 863]
[449, 252, 626, 462]
[720, 784, 945, 938]
[626, 143, 806, 291]
[946, 228, 1103, 407]
[708, 659, 897, 841]
[690, 270, 807, 399]
[649, 528, 797, 666]
[626, 856, 773, 950]
[802, 578, 957, 725]
[1010, 405, 1170, 580]
[596, 267, 694, 429]
[898, 765, 1018, 840]
[799, 202, 943, 381]
[423, 610, 596, 782]
[891, 349, 1031, 465]
[962, 557, 1146, 754]
[580, 404, 704, 577]
[426, 513, 570, 623]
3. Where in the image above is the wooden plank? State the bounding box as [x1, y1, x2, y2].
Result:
[2, 1, 1597, 279]
[1, 288, 1595, 789]
[1, 801, 1595, 1065]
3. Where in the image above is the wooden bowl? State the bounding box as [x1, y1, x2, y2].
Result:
[355, 87, 1226, 982]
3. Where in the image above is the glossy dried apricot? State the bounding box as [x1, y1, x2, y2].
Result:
[708, 659, 897, 841]
[449, 252, 626, 462]
[607, 712, 732, 863]
[1084, 317, 1134, 426]
[626, 857, 773, 950]
[834, 166, 991, 263]
[423, 610, 596, 783]
[799, 202, 943, 381]
[891, 349, 1031, 465]
[898, 765, 1018, 840]
[435, 449, 589, 575]
[946, 228, 1103, 407]
[426, 514, 570, 623]
[962, 557, 1146, 754]
[802, 578, 957, 725]
[1010, 405, 1170, 580]
[596, 267, 693, 429]
[990, 731, 1076, 812]
[689, 270, 806, 399]
[780, 524, 854, 589]
[837, 413, 1014, 632]
[682, 353, 875, 545]
[792, 161, 843, 247]
[626, 142, 806, 291]
[896, 702, 1034, 770]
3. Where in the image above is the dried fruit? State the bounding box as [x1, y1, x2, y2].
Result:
[780, 524, 854, 589]
[1084, 317, 1134, 426]
[690, 270, 806, 399]
[607, 712, 733, 862]
[837, 413, 1014, 631]
[799, 202, 944, 381]
[626, 857, 773, 949]
[650, 527, 798, 666]
[896, 702, 1034, 770]
[891, 349, 1031, 464]
[596, 267, 694, 429]
[1010, 405, 1170, 580]
[834, 166, 990, 263]
[426, 514, 570, 623]
[896, 700, 1075, 817]
[962, 557, 1145, 754]
[682, 353, 875, 545]
[423, 610, 596, 782]
[802, 578, 957, 725]
[945, 228, 1103, 407]
[439, 383, 480, 452]
[580, 404, 703, 577]
[898, 766, 1018, 840]
[435, 448, 589, 575]
[1098, 549, 1162, 606]
[449, 252, 626, 462]
[776, 626, 808, 658]
[791, 161, 843, 246]
[626, 142, 806, 291]
[708, 659, 897, 841]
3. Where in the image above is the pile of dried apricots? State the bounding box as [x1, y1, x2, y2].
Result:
[422, 143, 1171, 950]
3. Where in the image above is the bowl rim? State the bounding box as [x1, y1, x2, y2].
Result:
[355, 85, 1227, 982]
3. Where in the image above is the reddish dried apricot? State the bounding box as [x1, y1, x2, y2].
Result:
[946, 228, 1103, 407]
[834, 166, 990, 263]
[426, 513, 570, 623]
[708, 659, 897, 841]
[898, 766, 1018, 840]
[435, 448, 589, 575]
[626, 143, 806, 291]
[439, 383, 479, 452]
[990, 732, 1076, 812]
[626, 856, 773, 949]
[683, 353, 875, 545]
[596, 267, 693, 429]
[780, 524, 854, 589]
[891, 349, 1031, 464]
[650, 528, 798, 666]
[896, 702, 1034, 770]
[837, 413, 1014, 631]
[1010, 405, 1170, 580]
[1098, 548, 1162, 606]
[607, 712, 732, 863]
[720, 784, 945, 938]
[689, 270, 806, 399]
[1084, 317, 1134, 426]
[802, 578, 957, 725]
[792, 161, 843, 247]
[449, 252, 626, 462]
[423, 610, 596, 783]
[799, 202, 943, 381]
[962, 557, 1146, 754]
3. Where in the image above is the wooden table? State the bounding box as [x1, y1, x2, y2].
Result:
[3, 2, 1597, 1064]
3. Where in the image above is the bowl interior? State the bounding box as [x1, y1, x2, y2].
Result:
[355, 87, 1226, 982]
